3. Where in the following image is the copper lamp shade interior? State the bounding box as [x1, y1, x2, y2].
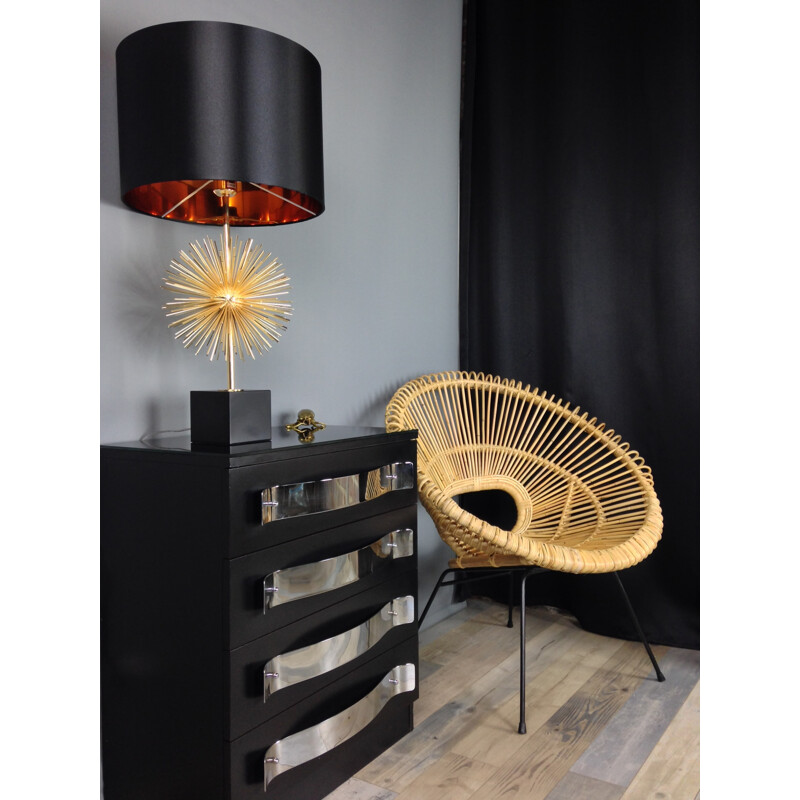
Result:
[115, 21, 325, 226]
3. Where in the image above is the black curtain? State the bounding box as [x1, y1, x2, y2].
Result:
[459, 0, 699, 649]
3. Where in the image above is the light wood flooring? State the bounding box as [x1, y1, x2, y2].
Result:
[325, 598, 700, 800]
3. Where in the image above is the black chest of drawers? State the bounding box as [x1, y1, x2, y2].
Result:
[101, 426, 419, 800]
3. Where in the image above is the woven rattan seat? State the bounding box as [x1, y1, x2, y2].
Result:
[386, 371, 665, 732]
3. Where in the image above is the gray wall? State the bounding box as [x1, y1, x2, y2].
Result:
[100, 0, 464, 626]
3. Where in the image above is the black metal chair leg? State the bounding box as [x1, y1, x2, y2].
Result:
[418, 567, 457, 628]
[614, 572, 666, 682]
[518, 570, 532, 734]
[507, 571, 514, 628]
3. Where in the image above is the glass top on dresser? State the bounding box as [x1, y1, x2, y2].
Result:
[101, 425, 416, 467]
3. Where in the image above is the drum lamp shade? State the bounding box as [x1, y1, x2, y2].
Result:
[115, 20, 325, 226]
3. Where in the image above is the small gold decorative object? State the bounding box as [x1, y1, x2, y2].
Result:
[286, 409, 326, 442]
[163, 220, 291, 391]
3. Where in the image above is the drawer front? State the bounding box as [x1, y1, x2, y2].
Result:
[227, 506, 417, 650]
[227, 439, 417, 557]
[227, 569, 417, 740]
[226, 637, 418, 800]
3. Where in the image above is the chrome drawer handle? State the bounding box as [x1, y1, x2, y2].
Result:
[264, 596, 414, 700]
[261, 461, 415, 524]
[263, 663, 416, 790]
[263, 528, 413, 612]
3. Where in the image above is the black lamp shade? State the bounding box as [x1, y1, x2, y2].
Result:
[115, 21, 324, 225]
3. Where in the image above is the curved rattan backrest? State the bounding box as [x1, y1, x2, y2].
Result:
[386, 371, 662, 573]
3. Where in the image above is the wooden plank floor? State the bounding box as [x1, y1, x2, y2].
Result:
[325, 598, 700, 800]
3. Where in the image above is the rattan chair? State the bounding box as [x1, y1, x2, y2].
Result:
[386, 371, 665, 733]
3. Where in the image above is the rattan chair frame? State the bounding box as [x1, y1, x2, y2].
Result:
[386, 371, 665, 732]
[387, 371, 662, 572]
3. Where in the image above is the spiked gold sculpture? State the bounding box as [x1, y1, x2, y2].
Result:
[163, 215, 291, 392]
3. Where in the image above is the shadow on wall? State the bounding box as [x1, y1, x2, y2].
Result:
[140, 399, 191, 442]
[118, 254, 174, 353]
[350, 371, 446, 428]
[100, 28, 123, 209]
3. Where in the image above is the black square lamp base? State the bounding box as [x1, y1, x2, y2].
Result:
[190, 390, 272, 445]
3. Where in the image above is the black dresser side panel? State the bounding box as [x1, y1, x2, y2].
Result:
[100, 452, 226, 800]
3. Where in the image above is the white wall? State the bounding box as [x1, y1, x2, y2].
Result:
[100, 0, 464, 626]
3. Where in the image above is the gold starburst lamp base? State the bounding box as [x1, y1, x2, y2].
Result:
[163, 192, 293, 445]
